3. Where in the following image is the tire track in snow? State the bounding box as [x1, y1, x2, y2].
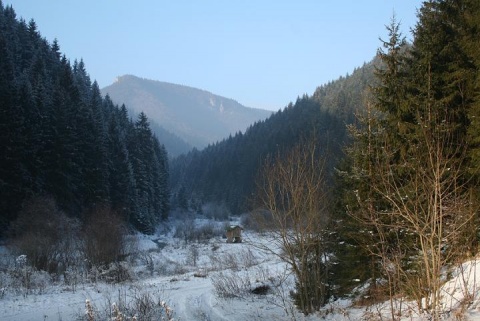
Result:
[164, 277, 232, 321]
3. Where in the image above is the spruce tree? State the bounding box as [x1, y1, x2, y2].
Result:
[107, 108, 136, 223]
[332, 17, 407, 299]
[130, 112, 156, 233]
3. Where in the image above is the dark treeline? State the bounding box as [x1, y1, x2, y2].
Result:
[169, 60, 375, 215]
[0, 2, 169, 235]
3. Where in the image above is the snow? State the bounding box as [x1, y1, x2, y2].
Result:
[1, 218, 480, 321]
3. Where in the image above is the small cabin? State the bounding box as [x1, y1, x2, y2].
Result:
[226, 225, 243, 243]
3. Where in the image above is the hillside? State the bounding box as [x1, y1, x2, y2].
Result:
[168, 60, 374, 215]
[102, 75, 272, 149]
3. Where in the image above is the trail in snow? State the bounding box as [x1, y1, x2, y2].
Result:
[164, 278, 229, 321]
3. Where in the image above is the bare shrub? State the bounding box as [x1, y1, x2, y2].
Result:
[174, 219, 223, 243]
[64, 265, 82, 292]
[194, 223, 223, 242]
[207, 248, 257, 273]
[224, 252, 240, 271]
[4, 255, 53, 296]
[187, 244, 199, 267]
[152, 258, 182, 277]
[239, 248, 258, 268]
[207, 252, 240, 271]
[0, 253, 16, 297]
[207, 253, 222, 271]
[0, 272, 11, 298]
[9, 196, 82, 275]
[139, 252, 155, 276]
[123, 234, 140, 263]
[82, 291, 176, 321]
[87, 262, 132, 284]
[254, 138, 332, 313]
[211, 270, 252, 299]
[84, 205, 127, 267]
[173, 215, 195, 242]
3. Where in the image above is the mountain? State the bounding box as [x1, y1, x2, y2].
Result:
[102, 75, 272, 149]
[169, 59, 375, 215]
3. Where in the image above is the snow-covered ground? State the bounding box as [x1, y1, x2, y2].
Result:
[1, 217, 480, 321]
[0, 219, 306, 321]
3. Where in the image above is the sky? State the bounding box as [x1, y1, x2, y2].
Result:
[5, 1, 424, 111]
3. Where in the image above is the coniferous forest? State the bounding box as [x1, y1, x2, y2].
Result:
[0, 3, 169, 235]
[2, 0, 480, 319]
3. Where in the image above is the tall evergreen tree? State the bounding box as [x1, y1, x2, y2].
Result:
[130, 112, 156, 233]
[152, 137, 169, 220]
[106, 107, 136, 223]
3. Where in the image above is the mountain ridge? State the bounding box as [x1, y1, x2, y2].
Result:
[102, 75, 272, 150]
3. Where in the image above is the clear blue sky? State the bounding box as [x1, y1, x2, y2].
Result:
[6, 1, 423, 111]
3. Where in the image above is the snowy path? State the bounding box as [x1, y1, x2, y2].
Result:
[164, 278, 230, 321]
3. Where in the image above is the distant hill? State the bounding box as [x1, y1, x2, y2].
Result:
[102, 75, 272, 150]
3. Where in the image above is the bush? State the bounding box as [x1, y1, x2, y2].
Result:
[87, 262, 132, 284]
[174, 219, 223, 243]
[82, 291, 175, 321]
[9, 196, 81, 274]
[211, 271, 252, 299]
[83, 205, 127, 267]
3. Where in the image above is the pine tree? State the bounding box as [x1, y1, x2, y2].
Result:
[130, 112, 156, 233]
[77, 79, 109, 208]
[331, 17, 409, 299]
[152, 137, 169, 220]
[106, 107, 136, 223]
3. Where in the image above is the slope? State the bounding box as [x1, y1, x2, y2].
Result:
[102, 75, 272, 149]
[169, 60, 375, 215]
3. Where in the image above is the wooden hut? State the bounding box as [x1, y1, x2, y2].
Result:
[226, 225, 243, 243]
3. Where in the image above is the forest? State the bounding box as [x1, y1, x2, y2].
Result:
[1, 0, 480, 320]
[0, 2, 169, 235]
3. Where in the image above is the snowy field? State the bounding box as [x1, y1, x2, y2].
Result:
[1, 217, 480, 321]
